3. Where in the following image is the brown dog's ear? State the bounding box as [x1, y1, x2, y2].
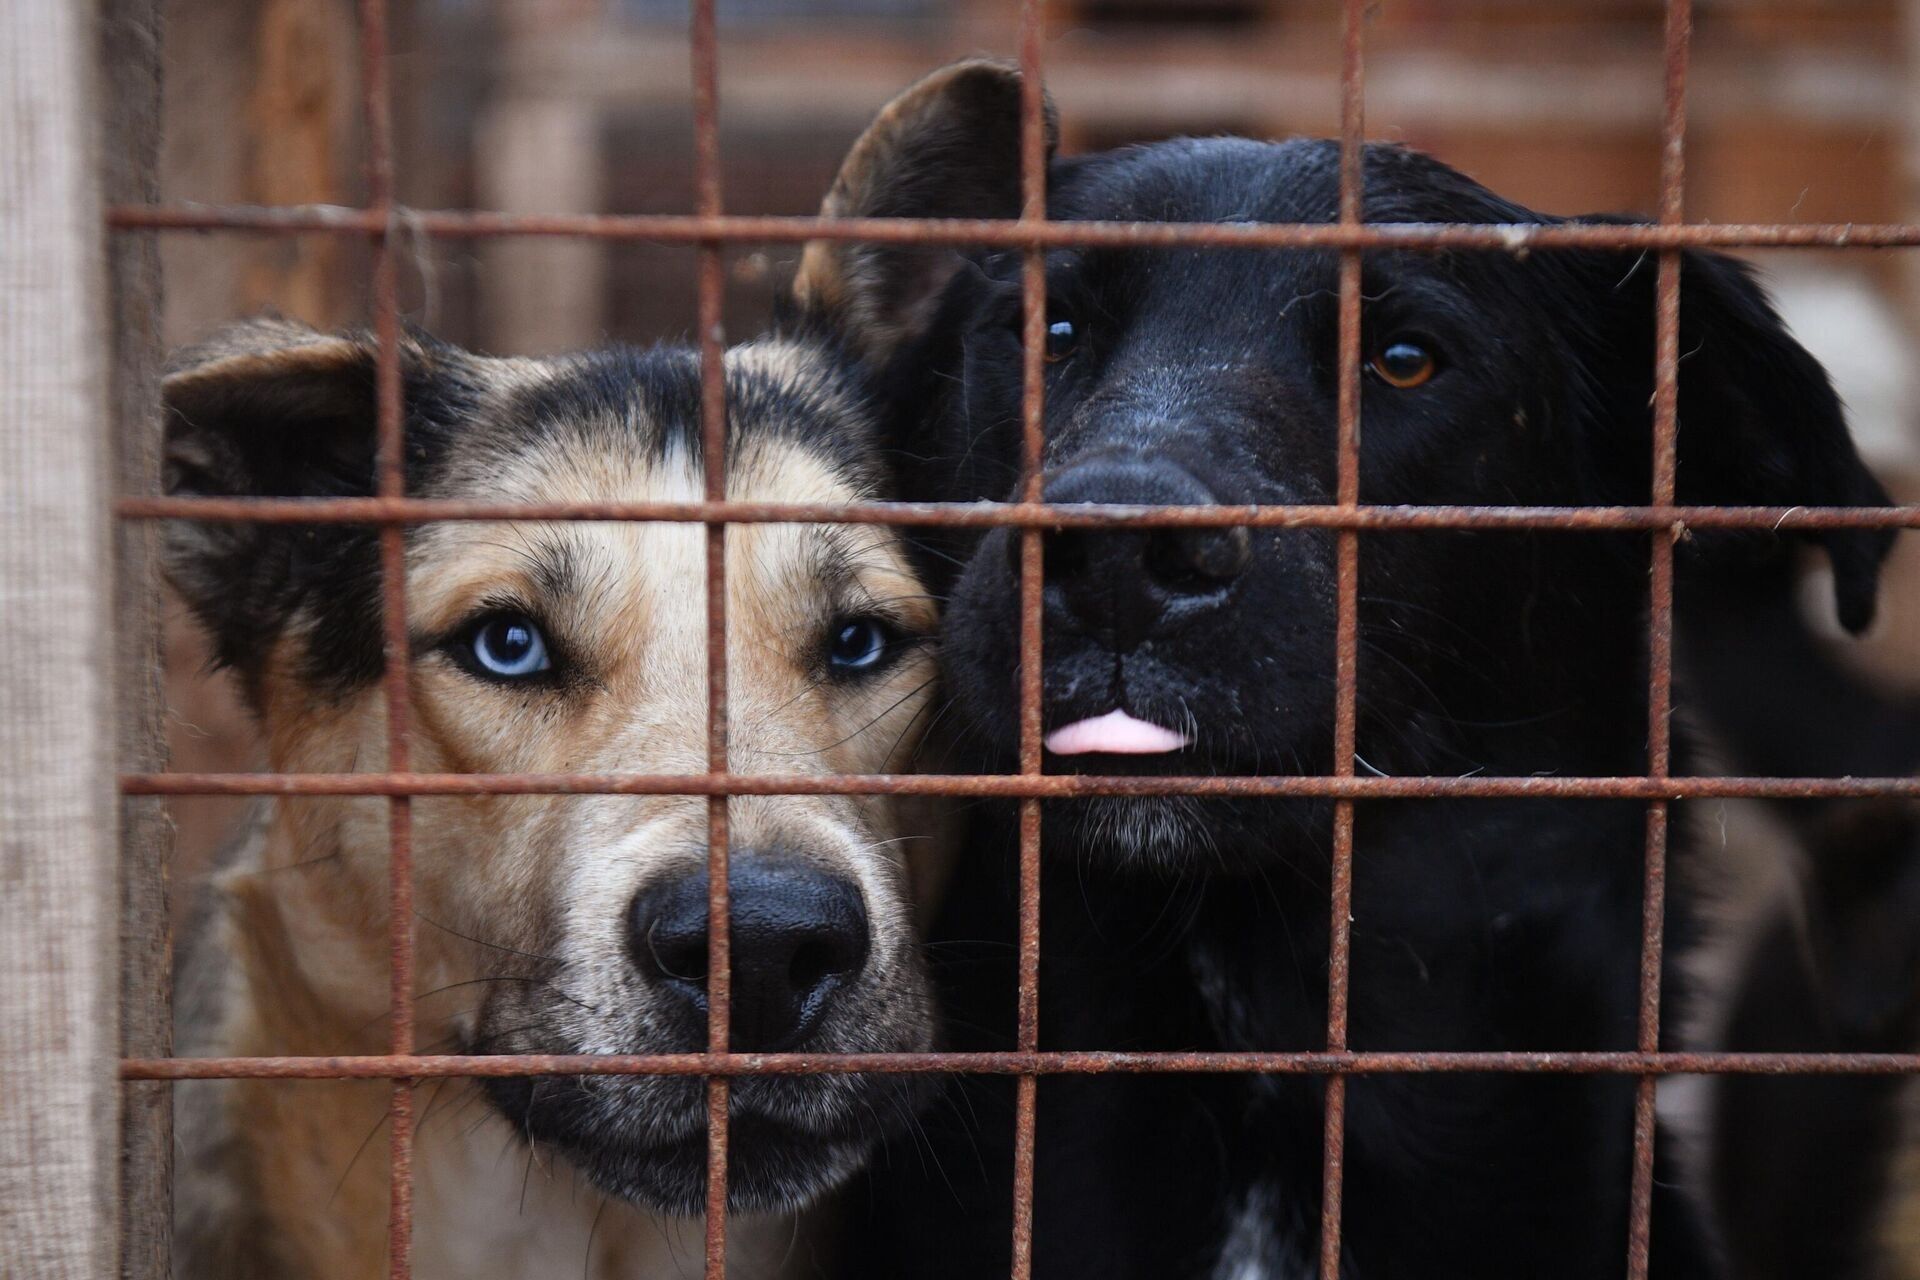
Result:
[165, 319, 384, 508]
[793, 59, 1055, 367]
[162, 319, 469, 689]
[1580, 243, 1895, 634]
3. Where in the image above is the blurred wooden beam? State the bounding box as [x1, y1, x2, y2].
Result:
[486, 22, 1902, 138]
[240, 0, 355, 326]
[0, 1, 121, 1272]
[102, 0, 172, 1275]
[475, 96, 607, 354]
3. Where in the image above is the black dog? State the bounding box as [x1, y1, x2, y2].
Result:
[791, 62, 1893, 1279]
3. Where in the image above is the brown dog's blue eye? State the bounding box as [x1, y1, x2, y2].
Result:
[466, 613, 551, 679]
[1045, 318, 1078, 364]
[828, 617, 894, 674]
[1369, 338, 1438, 389]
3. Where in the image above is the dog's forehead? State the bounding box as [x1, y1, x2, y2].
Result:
[451, 337, 875, 485]
[1038, 139, 1560, 359]
[1057, 137, 1342, 225]
[1054, 136, 1542, 229]
[405, 340, 913, 638]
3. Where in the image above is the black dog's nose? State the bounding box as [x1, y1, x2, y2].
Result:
[629, 859, 869, 1052]
[1038, 454, 1249, 650]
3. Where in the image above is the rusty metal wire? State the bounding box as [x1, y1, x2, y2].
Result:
[1317, 1, 1367, 1273]
[100, 203, 1920, 250]
[117, 772, 1920, 800]
[112, 0, 1920, 1276]
[690, 1, 732, 1271]
[353, 0, 416, 1271]
[1625, 4, 1693, 1274]
[108, 495, 1920, 528]
[115, 1050, 1920, 1081]
[1009, 7, 1050, 1275]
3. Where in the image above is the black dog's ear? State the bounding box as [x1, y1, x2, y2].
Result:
[1585, 246, 1894, 633]
[162, 319, 460, 687]
[793, 59, 1054, 367]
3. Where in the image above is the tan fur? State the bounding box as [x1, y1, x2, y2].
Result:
[175, 338, 940, 1278]
[1884, 1089, 1920, 1278]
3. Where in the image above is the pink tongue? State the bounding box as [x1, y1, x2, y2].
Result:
[1044, 709, 1190, 756]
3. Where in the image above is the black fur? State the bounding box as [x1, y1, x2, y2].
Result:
[799, 71, 1893, 1279]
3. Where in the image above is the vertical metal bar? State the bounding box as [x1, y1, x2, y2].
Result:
[1012, 1, 1049, 1276]
[1629, 3, 1691, 1277]
[690, 0, 731, 1274]
[357, 0, 414, 1274]
[1320, 1, 1366, 1277]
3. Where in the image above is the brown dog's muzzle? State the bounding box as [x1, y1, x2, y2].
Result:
[628, 854, 870, 1052]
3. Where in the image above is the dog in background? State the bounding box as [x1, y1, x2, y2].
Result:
[792, 61, 1893, 1279]
[1685, 565, 1920, 1280]
[166, 319, 943, 1278]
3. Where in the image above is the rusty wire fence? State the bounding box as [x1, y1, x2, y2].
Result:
[108, 0, 1920, 1277]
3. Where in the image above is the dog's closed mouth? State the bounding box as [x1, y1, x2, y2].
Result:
[494, 1073, 913, 1215]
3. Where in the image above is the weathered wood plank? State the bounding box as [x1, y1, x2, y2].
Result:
[0, 2, 121, 1276]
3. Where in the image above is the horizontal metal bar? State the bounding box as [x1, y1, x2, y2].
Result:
[104, 203, 1920, 251]
[118, 1050, 1920, 1081]
[115, 496, 1920, 531]
[120, 772, 1920, 799]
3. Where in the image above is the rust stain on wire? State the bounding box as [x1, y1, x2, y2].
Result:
[103, 203, 1920, 251]
[119, 1050, 1920, 1082]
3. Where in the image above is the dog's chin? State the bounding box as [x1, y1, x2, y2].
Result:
[1047, 794, 1217, 870]
[554, 1109, 874, 1216]
[1039, 744, 1331, 873]
[1048, 792, 1331, 874]
[482, 1071, 923, 1217]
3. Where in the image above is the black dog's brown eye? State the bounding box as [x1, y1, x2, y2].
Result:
[1369, 338, 1437, 389]
[1044, 318, 1078, 364]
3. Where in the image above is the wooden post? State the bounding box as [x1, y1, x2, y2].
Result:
[0, 2, 122, 1276]
[239, 0, 356, 327]
[475, 94, 608, 355]
[103, 0, 172, 1276]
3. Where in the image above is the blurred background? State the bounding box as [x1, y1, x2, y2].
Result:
[158, 0, 1920, 974]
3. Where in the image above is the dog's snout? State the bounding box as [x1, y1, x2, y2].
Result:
[629, 858, 870, 1052]
[1146, 524, 1252, 585]
[1039, 454, 1247, 649]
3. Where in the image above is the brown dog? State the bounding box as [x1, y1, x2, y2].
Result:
[166, 319, 943, 1277]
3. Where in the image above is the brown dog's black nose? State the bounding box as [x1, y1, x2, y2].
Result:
[1039, 454, 1249, 651]
[630, 859, 869, 1052]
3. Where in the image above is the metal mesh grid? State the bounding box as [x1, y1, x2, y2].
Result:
[109, 1, 1920, 1277]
